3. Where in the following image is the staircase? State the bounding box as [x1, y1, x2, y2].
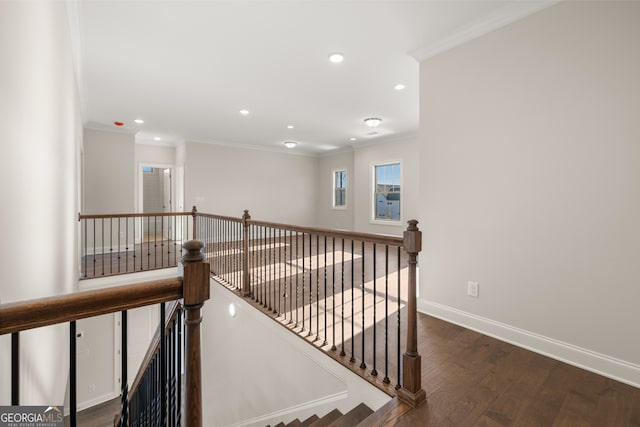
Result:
[267, 403, 373, 427]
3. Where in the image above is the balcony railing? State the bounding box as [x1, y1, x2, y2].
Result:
[195, 209, 426, 407]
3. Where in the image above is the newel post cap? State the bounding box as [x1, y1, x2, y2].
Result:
[182, 240, 205, 263]
[242, 209, 251, 223]
[403, 220, 422, 253]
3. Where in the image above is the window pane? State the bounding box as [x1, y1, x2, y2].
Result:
[334, 170, 346, 207]
[374, 163, 400, 221]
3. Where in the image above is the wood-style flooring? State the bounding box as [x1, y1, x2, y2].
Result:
[358, 313, 640, 426]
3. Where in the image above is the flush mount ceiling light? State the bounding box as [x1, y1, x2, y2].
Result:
[239, 109, 249, 115]
[287, 125, 294, 129]
[283, 141, 297, 148]
[153, 137, 161, 141]
[328, 52, 344, 63]
[350, 137, 357, 141]
[134, 119, 144, 124]
[394, 84, 406, 91]
[364, 117, 382, 127]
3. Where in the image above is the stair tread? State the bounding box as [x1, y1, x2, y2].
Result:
[286, 419, 303, 427]
[302, 414, 320, 426]
[273, 423, 285, 427]
[326, 403, 373, 427]
[309, 409, 343, 427]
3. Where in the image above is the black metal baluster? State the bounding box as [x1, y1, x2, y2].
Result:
[288, 231, 293, 324]
[120, 310, 128, 426]
[176, 307, 183, 426]
[322, 236, 327, 345]
[11, 332, 19, 405]
[160, 303, 166, 426]
[350, 239, 355, 363]
[295, 231, 299, 326]
[331, 237, 336, 351]
[301, 232, 305, 332]
[340, 239, 345, 357]
[70, 321, 77, 427]
[109, 218, 113, 275]
[308, 233, 313, 337]
[102, 218, 105, 276]
[384, 246, 390, 384]
[396, 246, 401, 390]
[117, 218, 121, 274]
[83, 219, 87, 278]
[126, 218, 130, 273]
[372, 243, 377, 376]
[93, 218, 96, 277]
[161, 216, 164, 268]
[361, 241, 366, 369]
[146, 216, 151, 270]
[279, 229, 283, 316]
[316, 235, 320, 341]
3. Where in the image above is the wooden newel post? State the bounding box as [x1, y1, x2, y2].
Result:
[397, 220, 427, 408]
[191, 206, 198, 240]
[242, 210, 251, 297]
[182, 240, 210, 427]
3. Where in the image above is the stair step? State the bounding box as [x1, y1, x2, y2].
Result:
[273, 423, 285, 427]
[309, 409, 343, 427]
[286, 419, 303, 427]
[302, 414, 319, 426]
[326, 403, 373, 427]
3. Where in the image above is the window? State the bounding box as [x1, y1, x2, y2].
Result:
[374, 163, 401, 221]
[333, 170, 347, 208]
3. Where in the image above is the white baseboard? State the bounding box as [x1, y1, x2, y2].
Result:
[225, 391, 348, 427]
[418, 299, 640, 389]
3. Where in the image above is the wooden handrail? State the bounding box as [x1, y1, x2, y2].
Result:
[78, 211, 194, 220]
[0, 278, 183, 335]
[194, 212, 243, 223]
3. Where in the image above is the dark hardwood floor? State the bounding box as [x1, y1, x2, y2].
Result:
[358, 313, 640, 426]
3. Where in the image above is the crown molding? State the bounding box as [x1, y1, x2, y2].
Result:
[410, 0, 562, 62]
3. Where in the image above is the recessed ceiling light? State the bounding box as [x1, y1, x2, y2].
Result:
[239, 109, 249, 115]
[154, 137, 161, 141]
[394, 84, 406, 91]
[134, 119, 144, 124]
[350, 137, 357, 141]
[228, 303, 236, 317]
[287, 125, 294, 129]
[364, 117, 382, 127]
[329, 52, 344, 63]
[284, 141, 297, 148]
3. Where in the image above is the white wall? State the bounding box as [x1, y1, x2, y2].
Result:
[315, 151, 355, 230]
[185, 142, 318, 225]
[202, 283, 390, 427]
[418, 1, 640, 385]
[0, 0, 82, 404]
[84, 128, 135, 213]
[353, 137, 420, 236]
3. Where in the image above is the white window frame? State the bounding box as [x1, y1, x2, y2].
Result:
[332, 169, 347, 210]
[371, 161, 402, 225]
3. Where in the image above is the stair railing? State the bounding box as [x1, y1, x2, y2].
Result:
[1, 239, 210, 426]
[194, 210, 426, 407]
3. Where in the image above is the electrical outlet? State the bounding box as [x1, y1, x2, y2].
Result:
[467, 281, 479, 298]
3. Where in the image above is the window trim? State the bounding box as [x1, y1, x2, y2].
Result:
[332, 169, 347, 210]
[370, 160, 403, 226]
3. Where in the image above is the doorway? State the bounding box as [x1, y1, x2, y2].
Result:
[139, 164, 173, 241]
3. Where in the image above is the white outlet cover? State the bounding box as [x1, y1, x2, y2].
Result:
[468, 281, 479, 298]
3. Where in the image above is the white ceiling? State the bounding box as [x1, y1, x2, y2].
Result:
[71, 0, 555, 155]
